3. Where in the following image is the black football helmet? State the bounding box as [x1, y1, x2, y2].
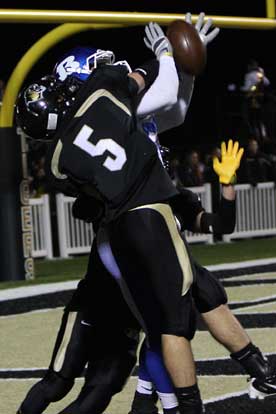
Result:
[15, 75, 75, 141]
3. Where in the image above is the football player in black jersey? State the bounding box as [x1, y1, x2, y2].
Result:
[15, 15, 276, 414]
[18, 19, 206, 414]
[17, 140, 275, 414]
[128, 141, 276, 414]
[44, 20, 207, 414]
[17, 108, 274, 414]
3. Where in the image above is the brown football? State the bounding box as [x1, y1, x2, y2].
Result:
[167, 19, 207, 76]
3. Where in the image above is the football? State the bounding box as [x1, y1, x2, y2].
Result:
[167, 19, 207, 76]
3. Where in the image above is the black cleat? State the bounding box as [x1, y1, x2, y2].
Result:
[128, 390, 159, 414]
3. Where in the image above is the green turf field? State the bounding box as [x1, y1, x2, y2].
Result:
[1, 236, 276, 289]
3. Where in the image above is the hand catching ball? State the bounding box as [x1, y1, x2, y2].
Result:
[167, 19, 207, 76]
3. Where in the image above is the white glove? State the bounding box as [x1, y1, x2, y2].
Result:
[185, 12, 220, 46]
[144, 22, 173, 60]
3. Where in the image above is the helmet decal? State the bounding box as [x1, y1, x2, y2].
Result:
[55, 55, 90, 82]
[25, 84, 46, 104]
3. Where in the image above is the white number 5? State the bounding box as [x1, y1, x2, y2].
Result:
[73, 125, 127, 171]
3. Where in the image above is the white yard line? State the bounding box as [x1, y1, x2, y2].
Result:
[229, 293, 276, 305]
[1, 352, 275, 370]
[0, 307, 63, 319]
[207, 257, 276, 271]
[0, 280, 79, 301]
[0, 257, 275, 302]
[203, 388, 247, 404]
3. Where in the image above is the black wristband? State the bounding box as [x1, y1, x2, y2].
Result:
[127, 76, 139, 96]
[200, 197, 236, 234]
[133, 59, 159, 89]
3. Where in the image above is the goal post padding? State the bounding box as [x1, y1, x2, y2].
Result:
[0, 127, 34, 281]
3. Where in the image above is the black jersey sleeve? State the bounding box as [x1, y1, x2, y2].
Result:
[133, 59, 159, 89]
[200, 197, 236, 234]
[45, 139, 80, 197]
[168, 188, 204, 232]
[72, 194, 104, 230]
[169, 188, 236, 235]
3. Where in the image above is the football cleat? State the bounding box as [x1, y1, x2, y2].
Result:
[129, 390, 159, 414]
[248, 374, 276, 399]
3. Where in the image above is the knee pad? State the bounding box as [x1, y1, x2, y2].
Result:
[58, 384, 114, 414]
[43, 370, 74, 401]
[192, 265, 227, 313]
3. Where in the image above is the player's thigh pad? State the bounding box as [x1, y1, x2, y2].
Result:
[105, 203, 194, 338]
[50, 311, 92, 378]
[192, 263, 228, 313]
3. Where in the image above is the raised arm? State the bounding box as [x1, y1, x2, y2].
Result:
[155, 12, 220, 134]
[170, 140, 244, 235]
[135, 22, 179, 118]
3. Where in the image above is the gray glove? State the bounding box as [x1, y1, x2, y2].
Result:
[144, 22, 173, 60]
[185, 12, 220, 45]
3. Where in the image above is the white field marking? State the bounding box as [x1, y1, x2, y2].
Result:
[0, 258, 275, 300]
[0, 377, 84, 382]
[0, 368, 47, 371]
[223, 272, 276, 281]
[1, 257, 275, 300]
[0, 280, 79, 301]
[1, 352, 275, 371]
[206, 257, 276, 272]
[228, 293, 276, 305]
[204, 389, 247, 404]
[233, 302, 276, 313]
[234, 309, 276, 314]
[0, 376, 138, 383]
[195, 351, 275, 362]
[0, 376, 246, 385]
[0, 307, 63, 319]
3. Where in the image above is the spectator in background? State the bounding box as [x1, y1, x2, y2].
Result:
[203, 144, 223, 241]
[30, 156, 48, 197]
[177, 149, 206, 188]
[204, 144, 221, 210]
[27, 141, 49, 197]
[240, 59, 271, 141]
[168, 153, 183, 188]
[238, 137, 272, 185]
[204, 144, 221, 184]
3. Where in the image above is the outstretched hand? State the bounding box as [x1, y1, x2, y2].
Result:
[185, 12, 220, 46]
[213, 139, 244, 185]
[144, 22, 173, 60]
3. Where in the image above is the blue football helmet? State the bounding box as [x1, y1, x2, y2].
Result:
[54, 46, 116, 82]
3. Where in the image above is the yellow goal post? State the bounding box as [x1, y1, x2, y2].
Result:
[0, 7, 276, 127]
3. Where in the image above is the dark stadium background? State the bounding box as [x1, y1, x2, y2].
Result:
[0, 1, 275, 151]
